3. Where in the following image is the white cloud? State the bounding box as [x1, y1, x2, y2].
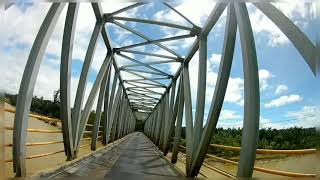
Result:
[275, 84, 288, 95]
[286, 106, 320, 128]
[216, 119, 243, 129]
[259, 69, 273, 91]
[225, 77, 244, 105]
[219, 109, 241, 120]
[249, 5, 288, 47]
[208, 53, 221, 68]
[259, 116, 289, 129]
[248, 2, 314, 47]
[153, 0, 216, 27]
[264, 94, 303, 108]
[1, 3, 104, 110]
[179, 51, 245, 107]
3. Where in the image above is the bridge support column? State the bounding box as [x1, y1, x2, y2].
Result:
[159, 92, 169, 148]
[163, 80, 178, 155]
[151, 107, 158, 142]
[101, 67, 111, 145]
[91, 63, 111, 151]
[12, 3, 65, 176]
[155, 100, 164, 146]
[71, 21, 104, 156]
[193, 35, 207, 159]
[171, 77, 184, 164]
[60, 3, 79, 160]
[75, 53, 113, 153]
[108, 83, 123, 142]
[235, 3, 260, 177]
[182, 65, 194, 175]
[111, 93, 123, 142]
[189, 3, 236, 177]
[105, 69, 119, 143]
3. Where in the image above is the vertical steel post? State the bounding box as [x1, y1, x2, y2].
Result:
[75, 53, 113, 151]
[163, 80, 178, 155]
[183, 64, 194, 175]
[12, 3, 65, 176]
[156, 101, 164, 146]
[171, 78, 184, 164]
[102, 66, 112, 145]
[159, 92, 169, 148]
[106, 69, 119, 142]
[190, 3, 237, 176]
[72, 21, 103, 152]
[122, 107, 130, 138]
[119, 101, 126, 139]
[154, 103, 162, 145]
[60, 3, 79, 160]
[235, 3, 260, 177]
[111, 90, 122, 142]
[91, 62, 111, 151]
[193, 35, 207, 157]
[107, 84, 122, 142]
[151, 108, 158, 142]
[112, 93, 123, 141]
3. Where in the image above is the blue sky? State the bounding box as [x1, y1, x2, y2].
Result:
[1, 1, 319, 129]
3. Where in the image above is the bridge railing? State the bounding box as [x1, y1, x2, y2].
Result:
[4, 1, 317, 178]
[176, 144, 317, 178]
[4, 1, 138, 177]
[3, 108, 129, 176]
[142, 1, 317, 178]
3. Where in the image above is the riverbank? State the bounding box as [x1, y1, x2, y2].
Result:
[167, 151, 320, 178]
[3, 104, 104, 177]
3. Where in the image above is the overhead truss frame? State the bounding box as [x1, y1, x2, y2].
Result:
[9, 1, 317, 178]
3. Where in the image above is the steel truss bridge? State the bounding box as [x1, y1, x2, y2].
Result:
[2, 1, 318, 178]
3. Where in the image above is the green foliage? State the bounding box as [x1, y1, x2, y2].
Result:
[5, 92, 98, 123]
[178, 127, 318, 158]
[5, 92, 61, 118]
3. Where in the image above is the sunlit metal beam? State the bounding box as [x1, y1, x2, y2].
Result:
[112, 21, 181, 57]
[118, 34, 194, 51]
[116, 49, 181, 61]
[111, 16, 194, 31]
[118, 53, 172, 77]
[108, 2, 145, 16]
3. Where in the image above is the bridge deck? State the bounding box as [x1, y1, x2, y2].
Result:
[42, 132, 181, 179]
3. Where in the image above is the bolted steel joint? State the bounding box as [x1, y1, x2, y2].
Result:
[103, 13, 113, 23]
[190, 26, 202, 36]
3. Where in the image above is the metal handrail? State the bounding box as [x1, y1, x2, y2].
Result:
[178, 145, 317, 177]
[206, 154, 317, 178]
[5, 108, 60, 122]
[201, 162, 235, 178]
[5, 140, 63, 147]
[176, 154, 208, 178]
[5, 126, 62, 133]
[5, 149, 64, 162]
[4, 138, 105, 163]
[177, 151, 234, 178]
[210, 143, 317, 155]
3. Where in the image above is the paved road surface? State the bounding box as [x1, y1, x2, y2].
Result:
[44, 132, 181, 179]
[105, 132, 181, 179]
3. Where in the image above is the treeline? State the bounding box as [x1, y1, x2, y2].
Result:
[5, 92, 319, 156]
[5, 92, 61, 118]
[4, 92, 130, 135]
[5, 92, 97, 124]
[179, 127, 319, 158]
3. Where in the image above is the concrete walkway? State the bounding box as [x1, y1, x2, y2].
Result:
[42, 132, 181, 179]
